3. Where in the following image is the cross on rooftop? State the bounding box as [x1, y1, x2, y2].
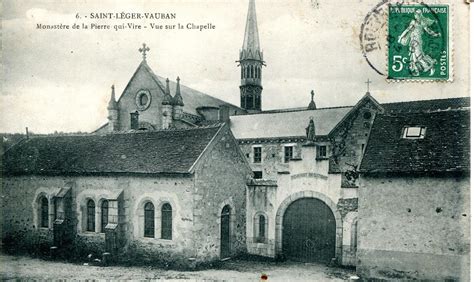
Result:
[365, 78, 372, 93]
[139, 43, 150, 60]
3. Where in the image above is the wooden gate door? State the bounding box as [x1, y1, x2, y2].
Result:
[220, 205, 231, 258]
[282, 198, 336, 262]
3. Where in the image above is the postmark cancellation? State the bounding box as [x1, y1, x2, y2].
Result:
[360, 1, 452, 82]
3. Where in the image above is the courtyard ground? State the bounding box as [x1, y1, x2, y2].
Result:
[0, 254, 358, 281]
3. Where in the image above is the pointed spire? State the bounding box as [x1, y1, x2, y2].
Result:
[240, 0, 263, 61]
[243, 0, 260, 51]
[307, 90, 317, 110]
[173, 76, 184, 106]
[176, 77, 181, 95]
[162, 78, 173, 105]
[165, 78, 170, 94]
[107, 84, 118, 109]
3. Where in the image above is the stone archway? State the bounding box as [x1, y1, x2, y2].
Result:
[275, 191, 342, 263]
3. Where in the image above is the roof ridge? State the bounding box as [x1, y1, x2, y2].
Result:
[239, 105, 353, 116]
[380, 107, 470, 117]
[104, 123, 224, 136]
[381, 96, 470, 105]
[28, 124, 223, 139]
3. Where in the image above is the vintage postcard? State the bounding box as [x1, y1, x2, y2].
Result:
[1, 0, 470, 281]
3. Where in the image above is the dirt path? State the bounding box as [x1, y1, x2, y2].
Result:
[1, 254, 357, 281]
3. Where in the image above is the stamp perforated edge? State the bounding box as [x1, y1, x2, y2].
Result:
[385, 2, 454, 83]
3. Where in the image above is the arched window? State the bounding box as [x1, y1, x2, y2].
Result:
[247, 66, 250, 78]
[161, 203, 172, 240]
[246, 96, 253, 109]
[101, 200, 109, 233]
[351, 220, 358, 251]
[220, 205, 231, 258]
[257, 67, 261, 79]
[86, 199, 95, 232]
[144, 202, 155, 238]
[257, 215, 266, 242]
[40, 197, 49, 228]
[251, 65, 254, 78]
[241, 67, 244, 79]
[254, 213, 267, 243]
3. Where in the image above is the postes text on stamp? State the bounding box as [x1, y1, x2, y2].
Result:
[387, 4, 450, 81]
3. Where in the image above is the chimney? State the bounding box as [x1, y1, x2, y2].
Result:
[26, 127, 29, 139]
[130, 111, 139, 130]
[219, 105, 230, 122]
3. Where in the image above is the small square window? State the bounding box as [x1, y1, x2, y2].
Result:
[318, 145, 327, 158]
[402, 126, 426, 139]
[253, 147, 262, 163]
[284, 146, 293, 163]
[253, 171, 263, 179]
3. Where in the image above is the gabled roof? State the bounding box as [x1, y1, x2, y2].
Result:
[359, 110, 470, 174]
[329, 93, 383, 137]
[118, 61, 244, 117]
[229, 106, 351, 139]
[2, 125, 224, 176]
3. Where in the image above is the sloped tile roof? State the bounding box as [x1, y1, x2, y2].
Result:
[154, 75, 245, 117]
[2, 125, 223, 176]
[359, 110, 470, 174]
[229, 106, 351, 139]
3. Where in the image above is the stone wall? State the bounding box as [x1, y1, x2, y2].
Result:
[123, 176, 195, 267]
[192, 127, 251, 263]
[239, 140, 304, 180]
[358, 175, 470, 280]
[1, 175, 196, 266]
[246, 145, 359, 264]
[246, 184, 278, 257]
[2, 177, 63, 255]
[329, 100, 378, 188]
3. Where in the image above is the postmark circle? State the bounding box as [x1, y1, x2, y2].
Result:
[360, 0, 449, 81]
[360, 0, 390, 76]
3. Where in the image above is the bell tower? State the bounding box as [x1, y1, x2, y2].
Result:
[238, 0, 264, 112]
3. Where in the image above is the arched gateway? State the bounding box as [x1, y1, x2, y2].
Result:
[276, 191, 342, 263]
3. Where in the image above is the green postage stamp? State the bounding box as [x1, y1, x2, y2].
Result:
[387, 4, 450, 81]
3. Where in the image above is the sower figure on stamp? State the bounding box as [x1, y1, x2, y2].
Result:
[398, 9, 441, 76]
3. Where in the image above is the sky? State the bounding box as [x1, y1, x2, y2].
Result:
[1, 0, 470, 133]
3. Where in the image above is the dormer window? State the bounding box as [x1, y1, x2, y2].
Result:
[402, 126, 426, 139]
